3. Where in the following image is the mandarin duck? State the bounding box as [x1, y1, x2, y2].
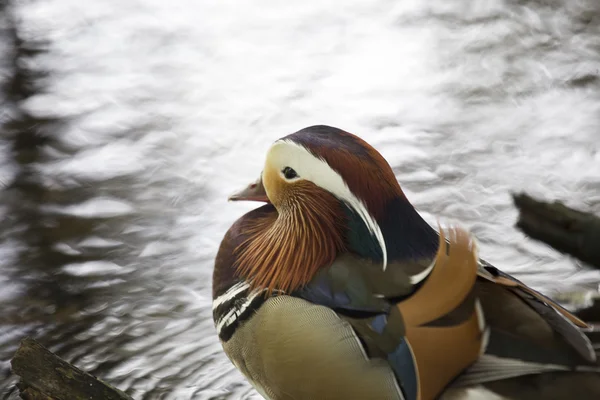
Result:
[213, 125, 600, 400]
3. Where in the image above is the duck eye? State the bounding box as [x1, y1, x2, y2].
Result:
[282, 166, 298, 180]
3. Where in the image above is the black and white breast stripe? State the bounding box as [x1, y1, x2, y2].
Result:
[213, 281, 267, 342]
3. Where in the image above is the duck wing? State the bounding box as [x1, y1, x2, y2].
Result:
[451, 260, 598, 389]
[297, 224, 485, 400]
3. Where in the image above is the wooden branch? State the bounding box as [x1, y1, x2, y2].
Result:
[512, 192, 600, 269]
[11, 337, 133, 400]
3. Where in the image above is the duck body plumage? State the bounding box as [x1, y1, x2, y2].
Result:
[214, 205, 600, 400]
[212, 126, 600, 400]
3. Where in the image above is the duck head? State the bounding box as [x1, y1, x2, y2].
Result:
[230, 125, 438, 294]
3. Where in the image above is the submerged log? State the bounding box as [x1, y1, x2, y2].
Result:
[11, 337, 133, 400]
[513, 193, 600, 270]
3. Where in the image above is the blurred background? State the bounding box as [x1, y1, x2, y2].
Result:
[1, 0, 600, 398]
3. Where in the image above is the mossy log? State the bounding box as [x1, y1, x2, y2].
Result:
[11, 337, 133, 400]
[513, 193, 600, 269]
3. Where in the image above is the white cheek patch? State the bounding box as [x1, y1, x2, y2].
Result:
[267, 140, 388, 269]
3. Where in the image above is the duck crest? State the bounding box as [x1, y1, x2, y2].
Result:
[284, 126, 404, 219]
[234, 181, 347, 295]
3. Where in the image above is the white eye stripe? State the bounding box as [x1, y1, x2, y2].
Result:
[268, 140, 388, 269]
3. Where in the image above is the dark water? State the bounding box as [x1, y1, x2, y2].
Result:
[1, 0, 600, 398]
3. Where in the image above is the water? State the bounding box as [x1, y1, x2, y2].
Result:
[1, 0, 600, 398]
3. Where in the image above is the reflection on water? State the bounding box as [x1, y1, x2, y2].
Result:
[1, 0, 600, 398]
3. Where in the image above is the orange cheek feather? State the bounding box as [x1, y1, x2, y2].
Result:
[234, 179, 347, 295]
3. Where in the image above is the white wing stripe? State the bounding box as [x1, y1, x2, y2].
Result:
[215, 290, 261, 334]
[212, 281, 250, 310]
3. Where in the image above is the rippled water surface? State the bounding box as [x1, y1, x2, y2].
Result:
[1, 0, 600, 398]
